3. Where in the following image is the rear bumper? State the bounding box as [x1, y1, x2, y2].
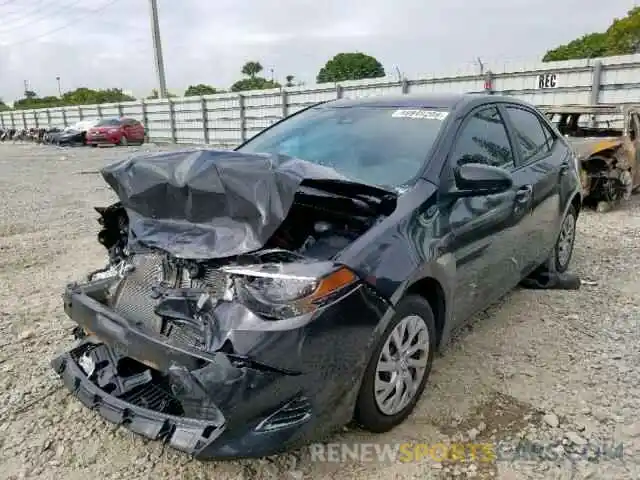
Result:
[52, 276, 389, 458]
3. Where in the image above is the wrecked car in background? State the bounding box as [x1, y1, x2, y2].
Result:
[46, 119, 101, 146]
[540, 104, 640, 210]
[51, 93, 582, 459]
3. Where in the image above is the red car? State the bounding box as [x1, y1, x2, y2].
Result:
[86, 117, 146, 147]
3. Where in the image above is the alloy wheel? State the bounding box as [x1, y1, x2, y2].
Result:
[374, 314, 430, 416]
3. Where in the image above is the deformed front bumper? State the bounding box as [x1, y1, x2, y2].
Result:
[52, 348, 225, 455]
[52, 276, 389, 459]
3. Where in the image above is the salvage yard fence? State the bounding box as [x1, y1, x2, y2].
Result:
[2, 54, 640, 148]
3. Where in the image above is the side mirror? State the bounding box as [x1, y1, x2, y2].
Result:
[448, 163, 513, 198]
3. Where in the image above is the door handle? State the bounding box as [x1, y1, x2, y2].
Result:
[515, 185, 533, 204]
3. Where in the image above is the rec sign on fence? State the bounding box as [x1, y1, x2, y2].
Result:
[537, 73, 559, 89]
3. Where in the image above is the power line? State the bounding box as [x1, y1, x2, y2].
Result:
[0, 0, 123, 47]
[0, 0, 86, 34]
[0, 0, 48, 22]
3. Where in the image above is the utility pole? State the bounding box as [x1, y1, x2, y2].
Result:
[149, 0, 168, 98]
[56, 76, 62, 97]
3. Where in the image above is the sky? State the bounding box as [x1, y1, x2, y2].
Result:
[0, 0, 636, 102]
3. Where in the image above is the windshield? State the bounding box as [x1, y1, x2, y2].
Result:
[96, 118, 121, 127]
[237, 105, 447, 188]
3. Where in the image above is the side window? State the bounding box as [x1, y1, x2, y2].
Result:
[451, 106, 515, 170]
[505, 106, 552, 166]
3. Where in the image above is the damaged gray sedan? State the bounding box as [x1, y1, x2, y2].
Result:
[52, 93, 582, 459]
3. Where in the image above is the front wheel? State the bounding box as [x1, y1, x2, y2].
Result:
[354, 294, 436, 433]
[553, 204, 578, 273]
[119, 135, 128, 146]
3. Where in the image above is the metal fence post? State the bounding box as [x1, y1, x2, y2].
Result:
[336, 84, 344, 99]
[141, 100, 149, 139]
[281, 89, 288, 118]
[78, 106, 83, 120]
[117, 103, 124, 117]
[168, 99, 177, 143]
[401, 78, 409, 94]
[590, 60, 603, 106]
[238, 94, 246, 143]
[46, 109, 51, 126]
[62, 109, 68, 127]
[10, 111, 15, 128]
[33, 111, 38, 128]
[22, 111, 27, 128]
[96, 104, 102, 119]
[201, 97, 209, 145]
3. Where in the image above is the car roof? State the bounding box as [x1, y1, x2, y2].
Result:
[323, 92, 532, 110]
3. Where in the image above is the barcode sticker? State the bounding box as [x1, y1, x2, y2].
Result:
[391, 109, 449, 120]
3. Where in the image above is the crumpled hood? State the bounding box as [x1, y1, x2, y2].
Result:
[565, 136, 623, 160]
[100, 148, 359, 259]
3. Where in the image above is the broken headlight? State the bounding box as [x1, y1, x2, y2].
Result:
[221, 262, 358, 320]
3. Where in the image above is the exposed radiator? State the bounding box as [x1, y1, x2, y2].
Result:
[110, 253, 229, 342]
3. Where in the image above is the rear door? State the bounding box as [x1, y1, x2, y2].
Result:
[500, 104, 571, 274]
[441, 104, 529, 324]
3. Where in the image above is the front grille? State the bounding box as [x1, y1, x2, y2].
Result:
[111, 254, 164, 332]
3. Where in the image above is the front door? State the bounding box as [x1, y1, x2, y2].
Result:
[439, 104, 532, 326]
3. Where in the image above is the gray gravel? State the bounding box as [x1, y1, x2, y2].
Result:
[0, 143, 638, 480]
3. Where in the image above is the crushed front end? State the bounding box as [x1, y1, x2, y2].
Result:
[51, 149, 394, 459]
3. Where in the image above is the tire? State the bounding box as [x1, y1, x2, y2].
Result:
[119, 135, 128, 146]
[552, 203, 578, 273]
[354, 294, 436, 433]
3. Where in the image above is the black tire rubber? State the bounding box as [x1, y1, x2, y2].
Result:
[553, 203, 578, 274]
[354, 294, 436, 433]
[119, 135, 128, 146]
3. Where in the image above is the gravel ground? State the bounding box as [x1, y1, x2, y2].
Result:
[0, 143, 639, 480]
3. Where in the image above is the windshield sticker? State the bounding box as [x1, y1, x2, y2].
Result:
[391, 109, 448, 120]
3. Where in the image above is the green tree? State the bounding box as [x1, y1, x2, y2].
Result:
[316, 52, 385, 83]
[230, 61, 280, 92]
[241, 61, 263, 78]
[184, 84, 218, 96]
[230, 77, 280, 92]
[13, 92, 61, 110]
[147, 88, 177, 99]
[0, 99, 10, 111]
[61, 87, 135, 105]
[543, 7, 640, 61]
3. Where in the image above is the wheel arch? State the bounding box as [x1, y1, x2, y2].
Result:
[404, 277, 446, 349]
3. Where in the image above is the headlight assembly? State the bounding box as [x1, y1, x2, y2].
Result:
[221, 262, 358, 320]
